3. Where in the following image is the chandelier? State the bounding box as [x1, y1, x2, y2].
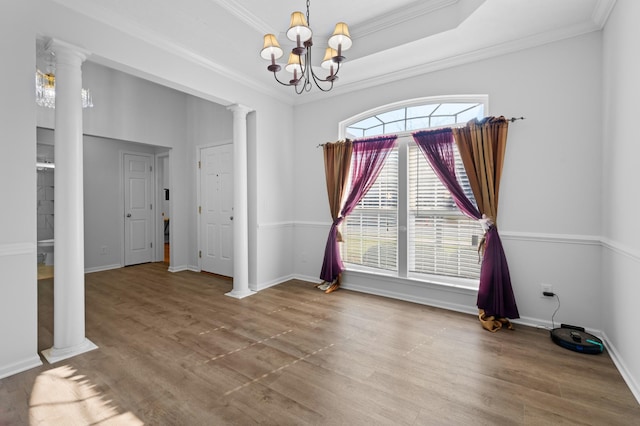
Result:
[35, 69, 94, 109]
[260, 0, 352, 94]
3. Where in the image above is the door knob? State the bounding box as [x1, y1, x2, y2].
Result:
[126, 213, 132, 218]
[230, 216, 234, 221]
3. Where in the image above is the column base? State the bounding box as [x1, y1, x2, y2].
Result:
[225, 289, 256, 299]
[41, 338, 98, 364]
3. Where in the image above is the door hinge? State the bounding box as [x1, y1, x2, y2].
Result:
[199, 250, 202, 258]
[198, 161, 201, 169]
[150, 242, 153, 248]
[150, 165, 153, 172]
[150, 203, 153, 210]
[198, 206, 202, 214]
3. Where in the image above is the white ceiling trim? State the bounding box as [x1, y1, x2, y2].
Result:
[208, 0, 276, 35]
[50, 0, 290, 104]
[352, 0, 458, 38]
[294, 19, 603, 105]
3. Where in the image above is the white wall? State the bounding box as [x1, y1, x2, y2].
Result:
[293, 32, 604, 330]
[601, 0, 640, 402]
[0, 0, 42, 378]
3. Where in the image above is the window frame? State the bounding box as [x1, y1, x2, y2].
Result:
[338, 95, 489, 290]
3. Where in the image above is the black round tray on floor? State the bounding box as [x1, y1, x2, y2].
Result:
[550, 326, 603, 354]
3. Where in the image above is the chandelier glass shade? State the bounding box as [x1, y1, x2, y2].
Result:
[35, 69, 94, 109]
[260, 1, 352, 94]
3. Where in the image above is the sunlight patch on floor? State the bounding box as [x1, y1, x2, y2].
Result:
[29, 365, 143, 425]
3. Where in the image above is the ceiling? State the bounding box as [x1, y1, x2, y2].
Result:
[50, 0, 615, 104]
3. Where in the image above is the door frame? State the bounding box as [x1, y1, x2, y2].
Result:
[155, 151, 171, 265]
[120, 150, 156, 267]
[196, 141, 232, 272]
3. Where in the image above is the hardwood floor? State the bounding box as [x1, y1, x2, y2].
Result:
[1, 262, 638, 425]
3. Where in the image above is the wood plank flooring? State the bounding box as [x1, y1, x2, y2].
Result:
[1, 262, 639, 425]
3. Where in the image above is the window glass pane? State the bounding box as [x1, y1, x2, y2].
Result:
[345, 127, 364, 139]
[377, 109, 405, 123]
[430, 116, 456, 127]
[434, 103, 479, 115]
[456, 104, 484, 123]
[384, 120, 406, 134]
[406, 117, 429, 131]
[407, 104, 438, 118]
[350, 116, 382, 130]
[364, 125, 384, 137]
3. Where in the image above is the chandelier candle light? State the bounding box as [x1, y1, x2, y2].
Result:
[35, 69, 94, 109]
[260, 0, 352, 94]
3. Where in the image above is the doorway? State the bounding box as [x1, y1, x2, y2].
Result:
[156, 152, 171, 265]
[199, 144, 233, 277]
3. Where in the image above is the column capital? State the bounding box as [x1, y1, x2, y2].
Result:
[45, 38, 90, 64]
[227, 104, 253, 118]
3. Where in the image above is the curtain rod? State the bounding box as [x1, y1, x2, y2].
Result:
[316, 117, 526, 148]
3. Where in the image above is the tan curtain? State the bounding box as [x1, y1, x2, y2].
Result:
[317, 140, 353, 293]
[453, 116, 508, 224]
[323, 140, 353, 242]
[453, 116, 519, 332]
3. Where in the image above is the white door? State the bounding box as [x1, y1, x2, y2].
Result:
[124, 153, 154, 266]
[200, 145, 233, 277]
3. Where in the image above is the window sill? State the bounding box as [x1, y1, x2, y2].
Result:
[343, 264, 479, 296]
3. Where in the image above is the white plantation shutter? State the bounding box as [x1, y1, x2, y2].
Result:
[408, 144, 481, 279]
[343, 149, 398, 271]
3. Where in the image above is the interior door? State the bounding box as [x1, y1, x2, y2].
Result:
[200, 144, 233, 277]
[124, 153, 154, 266]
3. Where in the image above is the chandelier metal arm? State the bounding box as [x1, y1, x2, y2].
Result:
[260, 0, 351, 95]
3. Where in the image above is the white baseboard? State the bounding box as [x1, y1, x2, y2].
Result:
[85, 264, 122, 274]
[168, 265, 188, 273]
[601, 332, 640, 404]
[0, 355, 42, 380]
[254, 274, 297, 291]
[292, 274, 321, 285]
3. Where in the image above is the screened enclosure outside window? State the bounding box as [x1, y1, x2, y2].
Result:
[341, 99, 485, 284]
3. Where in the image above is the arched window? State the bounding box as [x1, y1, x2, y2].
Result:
[339, 96, 487, 286]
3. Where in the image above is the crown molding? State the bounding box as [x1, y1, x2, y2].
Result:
[352, 0, 458, 38]
[208, 0, 276, 35]
[50, 0, 291, 105]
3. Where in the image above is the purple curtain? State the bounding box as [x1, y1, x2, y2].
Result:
[413, 127, 519, 322]
[480, 227, 519, 319]
[413, 128, 481, 220]
[320, 135, 398, 283]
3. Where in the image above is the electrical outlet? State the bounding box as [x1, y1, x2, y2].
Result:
[541, 283, 553, 297]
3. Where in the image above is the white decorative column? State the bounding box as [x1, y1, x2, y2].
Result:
[226, 104, 255, 299]
[42, 40, 97, 363]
